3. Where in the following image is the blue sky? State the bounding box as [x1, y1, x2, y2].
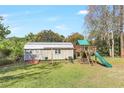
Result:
[0, 5, 88, 37]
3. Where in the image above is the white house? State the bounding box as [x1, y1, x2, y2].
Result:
[24, 42, 74, 61]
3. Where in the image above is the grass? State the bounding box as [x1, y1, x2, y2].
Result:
[0, 57, 124, 88]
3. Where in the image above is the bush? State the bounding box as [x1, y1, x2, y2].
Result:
[0, 58, 14, 66]
[68, 56, 74, 63]
[95, 39, 109, 56]
[0, 48, 11, 57]
[81, 52, 87, 58]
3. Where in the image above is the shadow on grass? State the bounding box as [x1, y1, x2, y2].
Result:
[0, 62, 61, 73]
[96, 61, 111, 68]
[0, 62, 62, 88]
[0, 63, 33, 74]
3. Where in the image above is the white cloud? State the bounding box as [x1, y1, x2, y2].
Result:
[9, 11, 31, 17]
[0, 14, 10, 23]
[3, 10, 35, 18]
[77, 10, 89, 15]
[11, 27, 20, 31]
[7, 26, 22, 37]
[55, 24, 69, 30]
[0, 14, 9, 18]
[9, 26, 21, 35]
[47, 16, 59, 22]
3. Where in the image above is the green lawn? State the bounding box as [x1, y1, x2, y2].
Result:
[0, 58, 124, 88]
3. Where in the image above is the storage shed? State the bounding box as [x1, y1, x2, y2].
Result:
[24, 42, 74, 61]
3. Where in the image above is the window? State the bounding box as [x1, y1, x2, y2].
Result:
[26, 49, 32, 53]
[55, 49, 61, 54]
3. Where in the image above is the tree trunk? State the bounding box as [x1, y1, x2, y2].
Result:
[120, 32, 124, 57]
[111, 32, 114, 57]
[111, 5, 115, 58]
[120, 5, 124, 57]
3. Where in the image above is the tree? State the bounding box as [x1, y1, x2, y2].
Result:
[9, 37, 26, 58]
[35, 30, 65, 42]
[0, 16, 11, 58]
[65, 32, 84, 44]
[85, 6, 111, 40]
[85, 5, 123, 56]
[0, 16, 11, 41]
[25, 32, 36, 42]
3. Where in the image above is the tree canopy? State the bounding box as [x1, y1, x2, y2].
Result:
[34, 30, 65, 42]
[0, 16, 11, 41]
[65, 32, 84, 44]
[85, 5, 124, 56]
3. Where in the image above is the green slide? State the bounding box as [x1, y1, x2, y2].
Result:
[94, 52, 112, 68]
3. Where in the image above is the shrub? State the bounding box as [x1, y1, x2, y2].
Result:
[68, 56, 74, 63]
[0, 48, 11, 57]
[0, 58, 14, 66]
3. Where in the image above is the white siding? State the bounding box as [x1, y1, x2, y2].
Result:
[24, 42, 74, 61]
[52, 49, 73, 59]
[24, 49, 74, 61]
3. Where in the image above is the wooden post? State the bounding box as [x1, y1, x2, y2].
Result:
[94, 47, 97, 61]
[51, 48, 53, 64]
